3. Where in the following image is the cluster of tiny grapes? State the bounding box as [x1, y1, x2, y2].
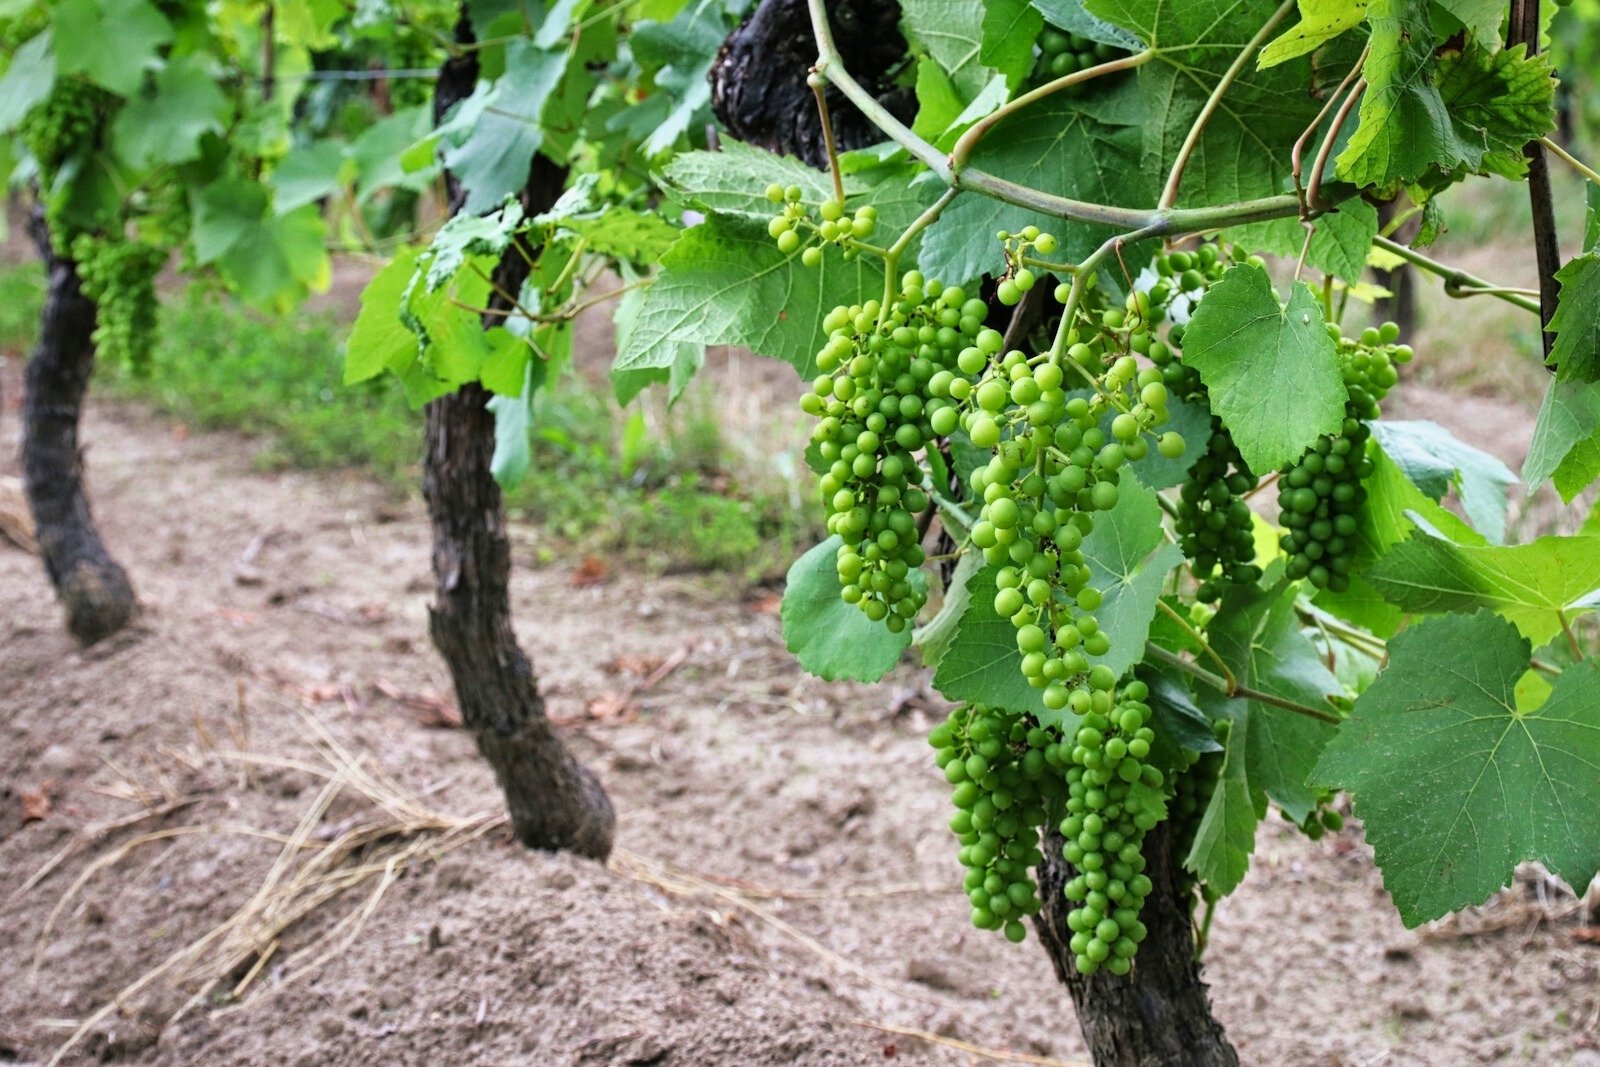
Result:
[1032, 26, 1124, 88]
[22, 79, 114, 175]
[1168, 724, 1226, 910]
[994, 226, 1056, 307]
[929, 704, 1059, 942]
[70, 234, 165, 372]
[801, 272, 991, 631]
[1058, 678, 1163, 975]
[1279, 322, 1410, 591]
[1282, 790, 1346, 840]
[765, 183, 877, 267]
[966, 282, 1183, 709]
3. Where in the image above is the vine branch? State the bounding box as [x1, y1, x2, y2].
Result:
[1371, 236, 1541, 314]
[1143, 645, 1343, 725]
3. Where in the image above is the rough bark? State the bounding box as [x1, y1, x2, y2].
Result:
[1035, 823, 1239, 1067]
[711, 0, 912, 166]
[421, 9, 614, 860]
[1509, 0, 1561, 360]
[20, 210, 136, 646]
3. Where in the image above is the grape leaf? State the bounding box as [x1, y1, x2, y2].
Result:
[1029, 0, 1141, 46]
[1525, 377, 1600, 500]
[1433, 0, 1506, 43]
[1227, 198, 1379, 283]
[419, 200, 524, 291]
[0, 32, 54, 133]
[1139, 666, 1223, 754]
[614, 216, 883, 382]
[111, 55, 231, 169]
[1079, 475, 1184, 678]
[439, 41, 569, 213]
[614, 3, 723, 156]
[931, 564, 1050, 717]
[1313, 611, 1600, 926]
[1548, 252, 1600, 383]
[1365, 529, 1600, 647]
[918, 89, 1150, 288]
[661, 141, 849, 225]
[350, 107, 437, 202]
[1207, 579, 1340, 821]
[901, 0, 994, 99]
[1433, 44, 1556, 179]
[1085, 0, 1323, 207]
[270, 141, 349, 215]
[1180, 263, 1346, 475]
[1369, 420, 1517, 544]
[610, 281, 704, 405]
[345, 247, 423, 385]
[1185, 693, 1259, 896]
[981, 0, 1043, 91]
[782, 536, 913, 682]
[53, 0, 172, 96]
[1259, 0, 1368, 69]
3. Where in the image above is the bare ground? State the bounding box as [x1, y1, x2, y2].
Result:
[1, 364, 1599, 1067]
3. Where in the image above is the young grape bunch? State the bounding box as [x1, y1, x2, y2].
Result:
[1278, 322, 1410, 591]
[801, 271, 992, 631]
[1168, 724, 1226, 913]
[1031, 26, 1125, 89]
[21, 78, 114, 175]
[960, 279, 1180, 706]
[70, 234, 167, 372]
[929, 704, 1059, 943]
[1058, 678, 1164, 976]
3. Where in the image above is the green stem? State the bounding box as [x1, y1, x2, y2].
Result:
[1559, 610, 1586, 661]
[809, 73, 847, 205]
[1540, 136, 1600, 186]
[1144, 644, 1343, 725]
[1159, 0, 1296, 209]
[931, 491, 976, 533]
[950, 49, 1155, 170]
[877, 188, 959, 323]
[1371, 235, 1542, 314]
[1156, 600, 1238, 693]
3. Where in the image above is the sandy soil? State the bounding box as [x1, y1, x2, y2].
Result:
[1, 361, 1599, 1067]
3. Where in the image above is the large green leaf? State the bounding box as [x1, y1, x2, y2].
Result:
[930, 564, 1050, 717]
[661, 141, 845, 225]
[1079, 475, 1184, 678]
[1433, 44, 1556, 179]
[1208, 579, 1341, 821]
[270, 141, 349, 215]
[344, 247, 423, 385]
[1369, 420, 1517, 544]
[1085, 0, 1323, 206]
[1548, 252, 1600, 383]
[1184, 692, 1259, 896]
[782, 537, 914, 682]
[439, 40, 569, 213]
[1365, 530, 1600, 648]
[53, 0, 172, 96]
[917, 89, 1151, 288]
[0, 32, 54, 133]
[111, 55, 231, 169]
[615, 216, 884, 381]
[1524, 377, 1600, 500]
[980, 0, 1043, 91]
[1314, 611, 1600, 926]
[901, 0, 995, 98]
[1180, 263, 1346, 475]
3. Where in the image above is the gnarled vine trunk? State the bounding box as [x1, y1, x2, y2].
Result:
[711, 0, 912, 168]
[1036, 824, 1238, 1066]
[423, 13, 614, 860]
[20, 209, 136, 646]
[714, 4, 1240, 1062]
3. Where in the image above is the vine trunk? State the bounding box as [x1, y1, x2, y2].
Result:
[20, 210, 136, 646]
[423, 12, 614, 860]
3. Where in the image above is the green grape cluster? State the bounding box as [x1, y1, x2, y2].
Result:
[765, 184, 877, 268]
[802, 272, 992, 631]
[1278, 321, 1411, 591]
[1282, 791, 1346, 840]
[994, 226, 1057, 307]
[962, 286, 1181, 707]
[1169, 727, 1226, 909]
[1032, 26, 1123, 87]
[71, 234, 166, 372]
[929, 703, 1061, 943]
[22, 79, 114, 175]
[1058, 678, 1164, 976]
